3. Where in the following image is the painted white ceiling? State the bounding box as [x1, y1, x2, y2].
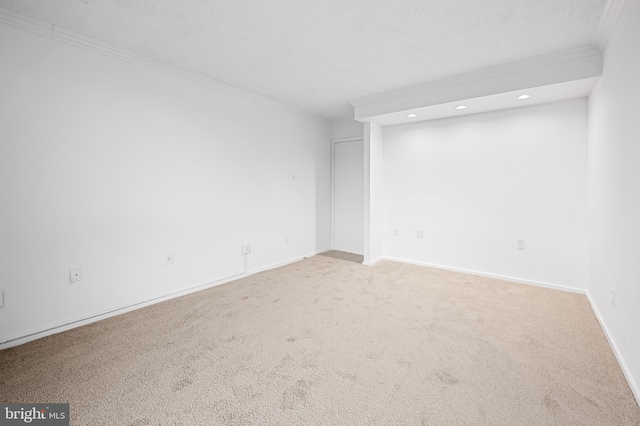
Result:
[0, 0, 606, 118]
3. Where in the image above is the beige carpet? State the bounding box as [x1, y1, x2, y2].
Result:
[1, 254, 639, 425]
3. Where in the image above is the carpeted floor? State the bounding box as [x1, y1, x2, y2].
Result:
[1, 254, 639, 425]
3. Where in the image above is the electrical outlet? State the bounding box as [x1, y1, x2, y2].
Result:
[285, 237, 289, 245]
[166, 253, 174, 265]
[611, 289, 616, 307]
[416, 229, 424, 239]
[70, 267, 82, 283]
[393, 227, 398, 236]
[517, 239, 525, 250]
[0, 289, 4, 308]
[242, 243, 251, 254]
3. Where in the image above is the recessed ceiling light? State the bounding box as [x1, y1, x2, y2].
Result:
[517, 94, 531, 100]
[455, 105, 467, 110]
[407, 113, 417, 118]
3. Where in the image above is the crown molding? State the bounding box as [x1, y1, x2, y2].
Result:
[50, 25, 268, 105]
[0, 8, 52, 37]
[591, 0, 626, 51]
[0, 7, 326, 120]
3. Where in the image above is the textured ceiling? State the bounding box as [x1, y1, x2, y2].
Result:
[0, 0, 606, 118]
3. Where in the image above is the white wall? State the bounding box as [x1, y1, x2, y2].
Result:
[587, 0, 640, 401]
[0, 23, 331, 343]
[363, 123, 384, 264]
[331, 117, 364, 141]
[383, 99, 588, 290]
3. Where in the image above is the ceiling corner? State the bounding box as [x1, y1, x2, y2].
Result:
[591, 0, 626, 51]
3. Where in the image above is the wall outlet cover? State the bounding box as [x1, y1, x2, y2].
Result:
[611, 288, 616, 307]
[70, 267, 82, 283]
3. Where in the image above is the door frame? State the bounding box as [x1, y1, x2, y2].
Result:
[331, 136, 364, 251]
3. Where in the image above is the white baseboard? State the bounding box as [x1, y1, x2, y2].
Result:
[0, 252, 317, 350]
[248, 252, 318, 275]
[383, 256, 586, 294]
[362, 256, 384, 266]
[586, 292, 640, 408]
